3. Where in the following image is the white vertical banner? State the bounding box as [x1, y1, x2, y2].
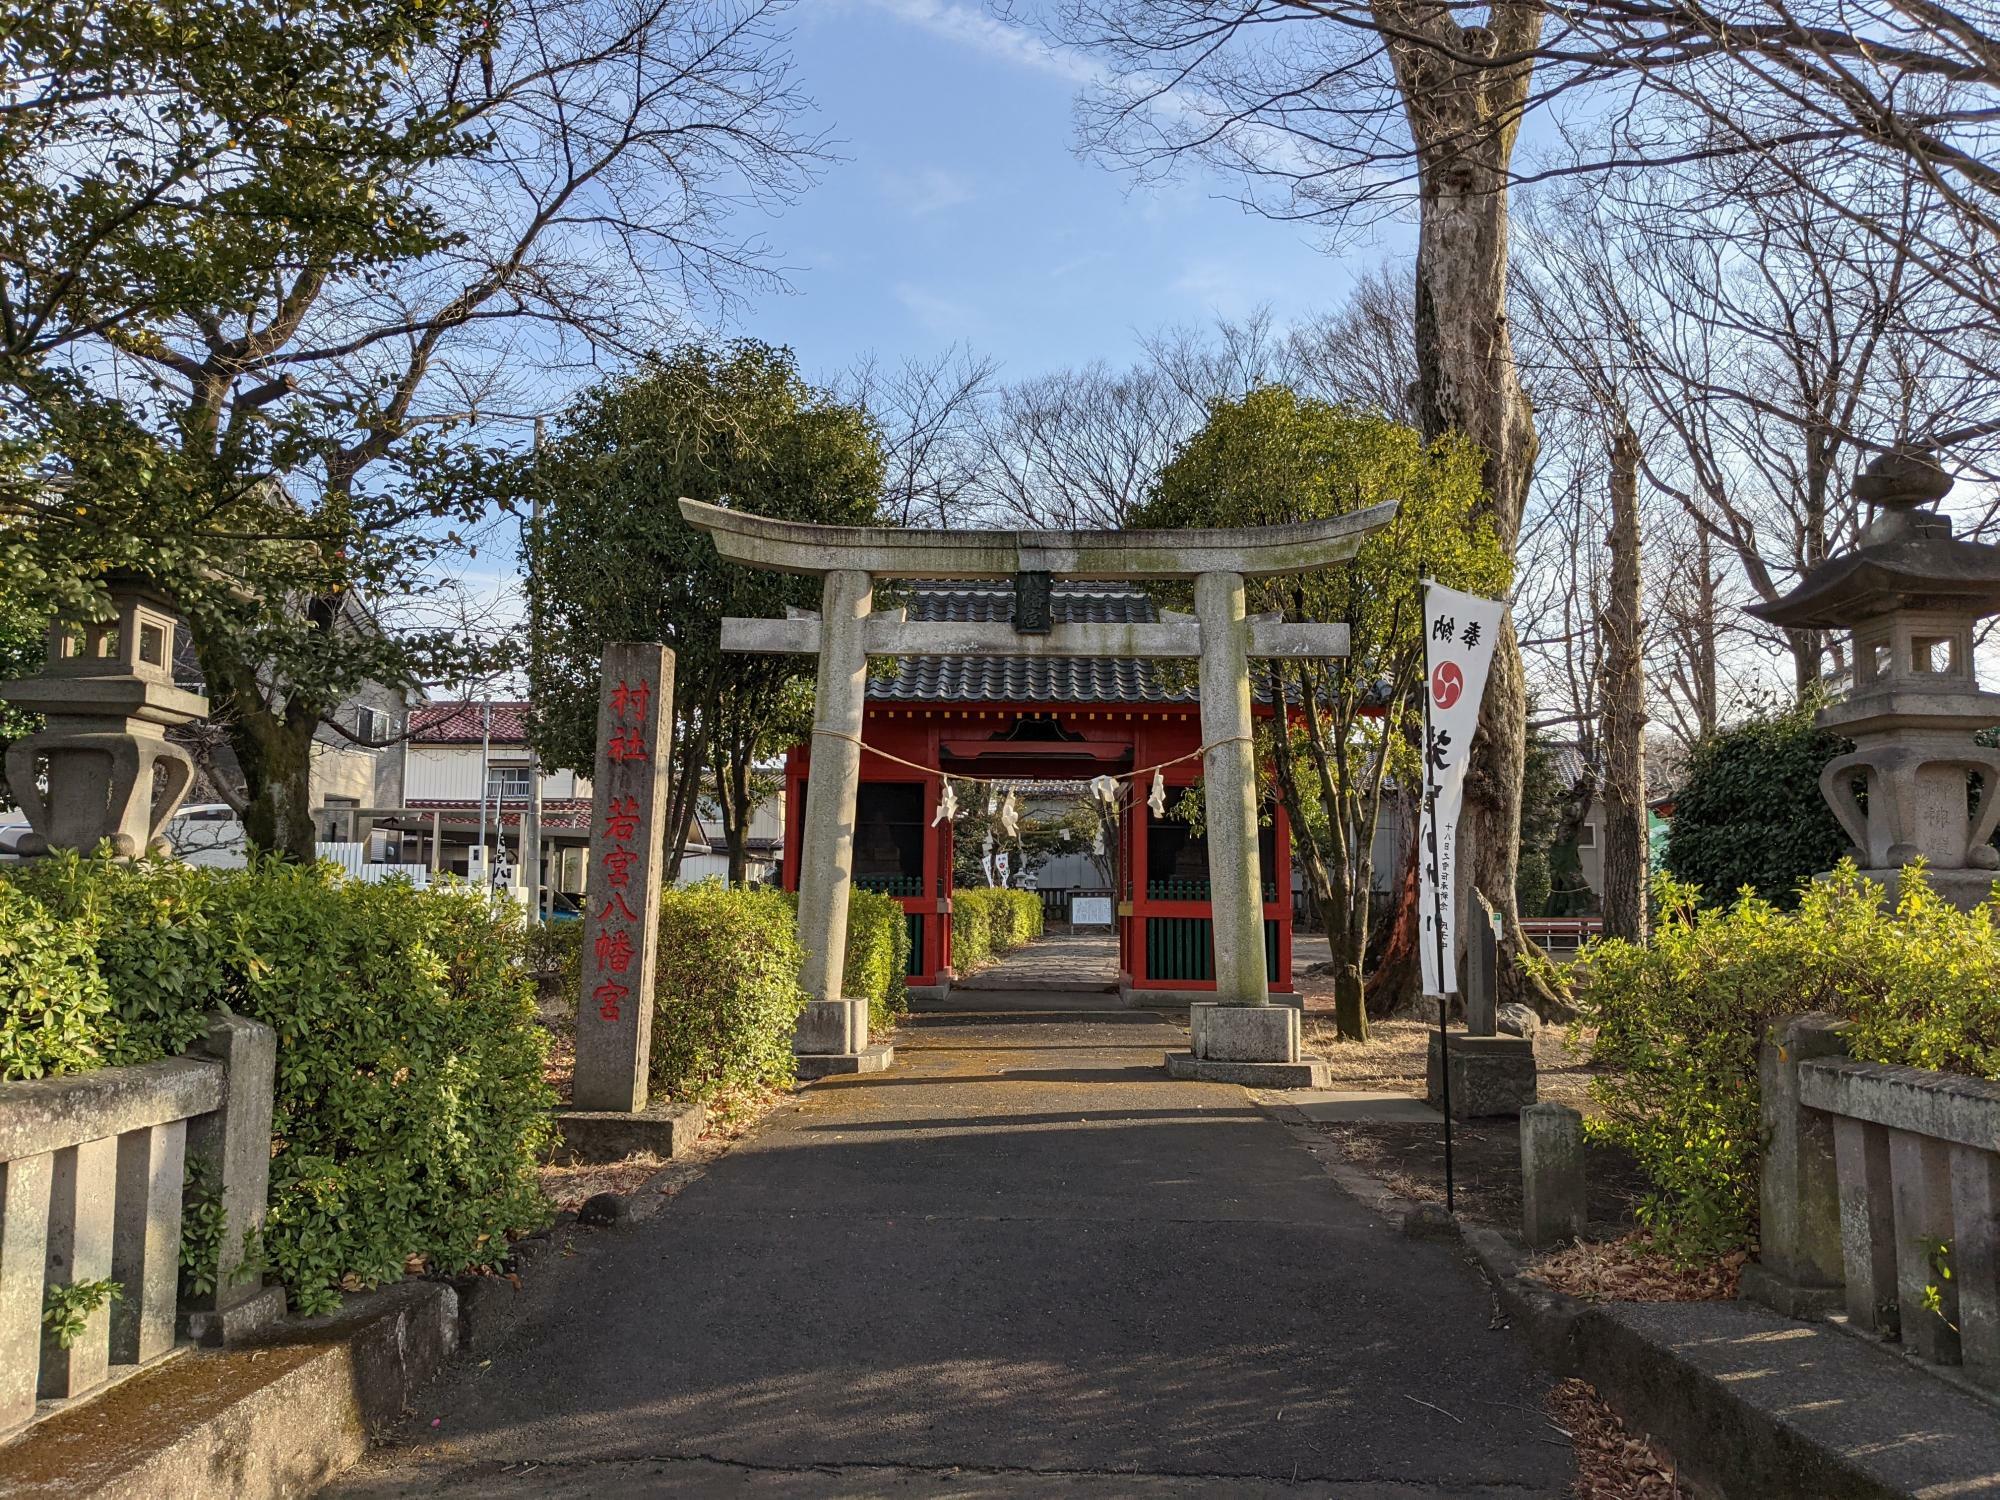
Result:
[1418, 581, 1506, 997]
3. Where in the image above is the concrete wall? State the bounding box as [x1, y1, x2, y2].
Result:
[404, 744, 587, 803]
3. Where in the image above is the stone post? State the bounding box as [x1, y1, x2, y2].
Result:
[1740, 1013, 1848, 1317]
[794, 570, 875, 1063]
[110, 1117, 186, 1365]
[182, 1011, 284, 1345]
[1520, 1102, 1587, 1248]
[39, 1135, 116, 1397]
[1192, 570, 1268, 1010]
[1466, 895, 1499, 1037]
[573, 642, 673, 1113]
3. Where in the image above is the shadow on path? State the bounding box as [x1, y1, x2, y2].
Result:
[325, 1013, 1572, 1498]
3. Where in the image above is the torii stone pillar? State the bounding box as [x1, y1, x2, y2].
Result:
[794, 570, 876, 1063]
[682, 497, 1398, 1086]
[1193, 569, 1268, 1008]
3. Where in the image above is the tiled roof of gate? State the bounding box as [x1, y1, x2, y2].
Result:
[871, 581, 1199, 704]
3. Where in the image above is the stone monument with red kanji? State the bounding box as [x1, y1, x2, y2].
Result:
[572, 641, 673, 1111]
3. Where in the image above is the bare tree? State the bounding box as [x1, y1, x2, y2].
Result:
[1528, 154, 2000, 697]
[1599, 415, 1649, 941]
[1285, 265, 1422, 423]
[979, 361, 1194, 528]
[844, 346, 998, 526]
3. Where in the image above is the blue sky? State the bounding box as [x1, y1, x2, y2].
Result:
[730, 0, 1413, 381]
[435, 0, 1418, 644]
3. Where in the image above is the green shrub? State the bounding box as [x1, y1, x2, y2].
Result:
[1664, 700, 1852, 907]
[524, 918, 582, 1023]
[951, 889, 993, 972]
[1540, 863, 2000, 1260]
[950, 887, 1043, 971]
[4, 854, 555, 1316]
[650, 882, 805, 1100]
[0, 882, 119, 1079]
[843, 887, 910, 1035]
[994, 888, 1043, 949]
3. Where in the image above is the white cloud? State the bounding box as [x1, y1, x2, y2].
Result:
[894, 282, 984, 337]
[1171, 258, 1265, 321]
[879, 165, 979, 218]
[858, 0, 1104, 87]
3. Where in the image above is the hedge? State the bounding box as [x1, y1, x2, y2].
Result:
[950, 887, 1043, 972]
[649, 882, 805, 1100]
[1, 853, 554, 1315]
[843, 886, 910, 1034]
[1535, 863, 2000, 1260]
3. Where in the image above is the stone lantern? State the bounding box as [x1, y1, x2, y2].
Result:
[1750, 447, 2000, 908]
[0, 574, 208, 857]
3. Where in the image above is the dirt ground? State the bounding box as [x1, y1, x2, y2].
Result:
[1290, 989, 1647, 1233]
[535, 1083, 787, 1212]
[1295, 1013, 1601, 1114]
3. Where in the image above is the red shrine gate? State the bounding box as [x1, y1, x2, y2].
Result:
[774, 580, 1295, 999]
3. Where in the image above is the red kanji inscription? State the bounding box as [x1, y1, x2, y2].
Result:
[602, 795, 640, 840]
[610, 678, 652, 722]
[594, 928, 635, 974]
[593, 978, 630, 1022]
[602, 846, 638, 888]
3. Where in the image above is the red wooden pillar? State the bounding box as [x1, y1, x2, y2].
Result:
[1126, 763, 1148, 987]
[1268, 794, 1294, 994]
[781, 747, 807, 894]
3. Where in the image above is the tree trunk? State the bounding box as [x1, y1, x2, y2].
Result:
[1364, 820, 1420, 1016]
[1600, 418, 1650, 942]
[196, 639, 320, 861]
[1388, 4, 1545, 1003]
[1689, 526, 1720, 738]
[661, 707, 710, 882]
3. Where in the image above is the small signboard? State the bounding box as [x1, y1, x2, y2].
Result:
[1070, 895, 1113, 927]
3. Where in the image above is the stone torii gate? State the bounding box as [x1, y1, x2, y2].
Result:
[681, 497, 1398, 1085]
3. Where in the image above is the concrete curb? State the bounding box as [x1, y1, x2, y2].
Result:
[1455, 1225, 2000, 1500]
[0, 1281, 456, 1500]
[1266, 1096, 2000, 1500]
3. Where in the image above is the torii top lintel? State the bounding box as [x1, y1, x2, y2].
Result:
[677, 497, 1399, 580]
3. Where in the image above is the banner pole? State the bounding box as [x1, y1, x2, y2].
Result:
[1420, 587, 1456, 1214]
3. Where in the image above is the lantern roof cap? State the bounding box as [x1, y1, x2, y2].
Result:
[1749, 447, 2000, 629]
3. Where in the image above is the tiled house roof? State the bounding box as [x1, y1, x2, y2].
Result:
[408, 701, 532, 743]
[871, 582, 1199, 705]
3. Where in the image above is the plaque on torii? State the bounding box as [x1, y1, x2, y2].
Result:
[680, 497, 1397, 1085]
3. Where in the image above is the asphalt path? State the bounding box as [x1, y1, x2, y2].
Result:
[327, 1010, 1571, 1498]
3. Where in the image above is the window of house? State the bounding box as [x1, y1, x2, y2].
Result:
[487, 766, 533, 801]
[1575, 823, 1597, 848]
